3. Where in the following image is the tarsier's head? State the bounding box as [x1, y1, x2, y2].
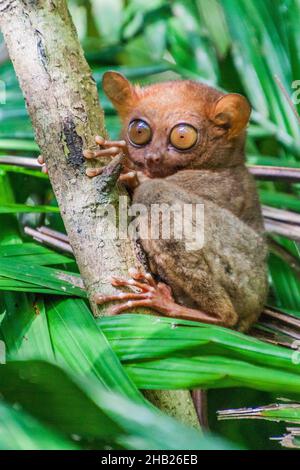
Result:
[102, 71, 251, 178]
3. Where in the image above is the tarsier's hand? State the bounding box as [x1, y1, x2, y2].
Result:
[37, 136, 123, 175]
[84, 135, 148, 190]
[84, 135, 127, 177]
[37, 135, 148, 190]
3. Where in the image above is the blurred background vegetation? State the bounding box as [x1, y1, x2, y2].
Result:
[1, 0, 300, 450]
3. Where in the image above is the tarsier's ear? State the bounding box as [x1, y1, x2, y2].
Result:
[211, 93, 251, 138]
[102, 71, 138, 117]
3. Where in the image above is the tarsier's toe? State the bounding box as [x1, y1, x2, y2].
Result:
[95, 135, 126, 149]
[128, 267, 156, 287]
[118, 171, 139, 190]
[95, 135, 105, 146]
[83, 149, 95, 159]
[128, 267, 142, 279]
[107, 299, 152, 316]
[110, 275, 154, 293]
[94, 291, 148, 305]
[93, 268, 175, 316]
[84, 147, 120, 159]
[86, 167, 103, 178]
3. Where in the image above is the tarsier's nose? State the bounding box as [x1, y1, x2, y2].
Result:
[145, 153, 162, 165]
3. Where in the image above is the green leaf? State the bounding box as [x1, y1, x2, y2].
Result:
[0, 360, 237, 450]
[0, 203, 60, 214]
[196, 0, 230, 57]
[0, 242, 73, 266]
[125, 355, 300, 394]
[168, 0, 219, 84]
[91, 0, 122, 44]
[0, 171, 22, 245]
[0, 294, 54, 362]
[260, 190, 300, 213]
[0, 260, 86, 297]
[0, 164, 48, 179]
[98, 314, 300, 395]
[0, 401, 79, 450]
[0, 139, 38, 152]
[46, 297, 146, 404]
[268, 253, 300, 311]
[0, 360, 123, 445]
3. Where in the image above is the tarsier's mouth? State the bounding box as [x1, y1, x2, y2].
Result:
[144, 166, 177, 178]
[132, 157, 178, 178]
[143, 169, 158, 178]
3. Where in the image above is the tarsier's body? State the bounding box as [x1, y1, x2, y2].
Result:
[40, 72, 268, 331]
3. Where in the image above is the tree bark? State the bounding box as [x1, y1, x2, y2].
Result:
[0, 0, 199, 428]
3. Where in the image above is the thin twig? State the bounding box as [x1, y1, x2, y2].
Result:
[249, 327, 292, 347]
[218, 403, 300, 421]
[38, 226, 69, 243]
[0, 156, 41, 169]
[24, 226, 73, 254]
[264, 218, 300, 242]
[262, 306, 300, 329]
[249, 165, 300, 182]
[250, 306, 300, 348]
[263, 205, 300, 225]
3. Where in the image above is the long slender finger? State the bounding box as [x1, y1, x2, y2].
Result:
[119, 172, 139, 189]
[144, 273, 157, 287]
[110, 276, 154, 293]
[103, 139, 126, 148]
[94, 291, 148, 304]
[108, 299, 153, 315]
[119, 171, 137, 181]
[157, 281, 174, 300]
[94, 135, 105, 146]
[128, 268, 156, 287]
[83, 147, 120, 159]
[86, 168, 103, 177]
[95, 135, 126, 148]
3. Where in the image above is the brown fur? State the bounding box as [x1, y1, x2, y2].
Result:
[103, 72, 268, 331]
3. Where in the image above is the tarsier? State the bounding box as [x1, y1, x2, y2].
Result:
[40, 72, 268, 331]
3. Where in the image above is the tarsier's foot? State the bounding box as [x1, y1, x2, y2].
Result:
[84, 135, 127, 177]
[94, 268, 175, 316]
[94, 268, 225, 325]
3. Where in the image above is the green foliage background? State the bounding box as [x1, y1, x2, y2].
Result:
[1, 0, 300, 450]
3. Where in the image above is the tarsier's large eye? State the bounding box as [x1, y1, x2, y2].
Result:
[170, 124, 198, 150]
[128, 119, 152, 146]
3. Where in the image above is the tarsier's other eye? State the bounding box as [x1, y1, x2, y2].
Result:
[170, 124, 198, 150]
[128, 119, 152, 146]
